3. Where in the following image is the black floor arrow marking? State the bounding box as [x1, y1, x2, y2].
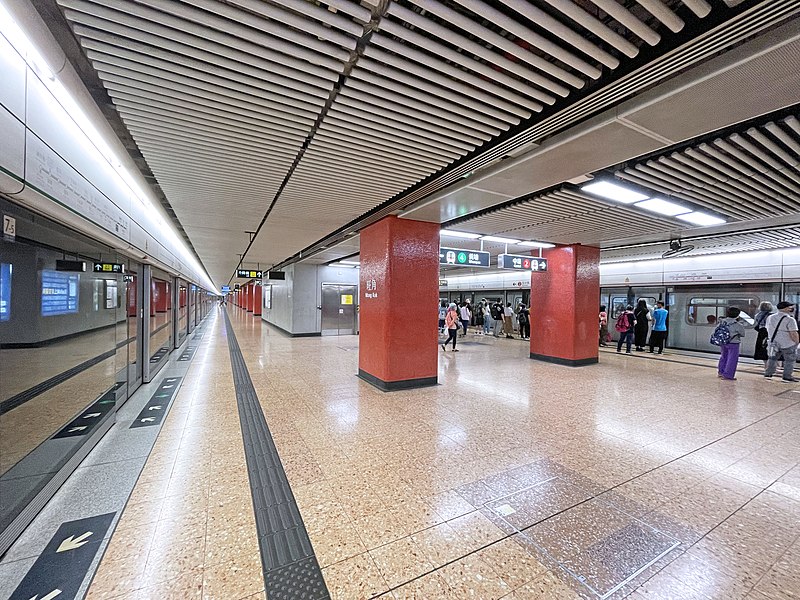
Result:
[130, 377, 182, 428]
[9, 513, 115, 600]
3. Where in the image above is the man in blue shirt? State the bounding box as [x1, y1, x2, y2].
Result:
[649, 301, 669, 354]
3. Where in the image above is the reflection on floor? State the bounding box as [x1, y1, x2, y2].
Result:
[89, 308, 800, 599]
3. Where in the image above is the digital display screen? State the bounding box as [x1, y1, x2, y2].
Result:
[0, 263, 11, 322]
[41, 269, 80, 316]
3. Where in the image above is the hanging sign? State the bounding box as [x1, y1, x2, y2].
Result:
[498, 254, 548, 272]
[93, 262, 125, 273]
[237, 269, 262, 278]
[439, 247, 490, 268]
[221, 285, 231, 293]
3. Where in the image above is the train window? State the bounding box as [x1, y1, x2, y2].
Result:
[610, 297, 627, 318]
[687, 297, 758, 326]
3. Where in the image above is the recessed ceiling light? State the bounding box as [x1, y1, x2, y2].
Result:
[330, 263, 357, 268]
[518, 241, 556, 248]
[440, 230, 481, 239]
[675, 212, 726, 226]
[634, 198, 692, 217]
[481, 236, 522, 244]
[339, 260, 360, 265]
[582, 181, 649, 204]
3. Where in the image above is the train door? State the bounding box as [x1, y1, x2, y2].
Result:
[602, 287, 664, 342]
[320, 283, 358, 335]
[125, 267, 143, 396]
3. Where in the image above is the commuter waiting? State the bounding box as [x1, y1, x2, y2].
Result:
[713, 306, 746, 380]
[615, 305, 636, 353]
[648, 301, 668, 354]
[764, 301, 799, 382]
[438, 300, 447, 334]
[459, 302, 471, 336]
[491, 300, 504, 338]
[503, 302, 515, 339]
[482, 301, 493, 335]
[442, 303, 460, 352]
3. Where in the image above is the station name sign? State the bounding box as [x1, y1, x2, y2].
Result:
[221, 285, 231, 293]
[498, 254, 548, 272]
[237, 269, 262, 278]
[439, 247, 490, 268]
[93, 262, 125, 273]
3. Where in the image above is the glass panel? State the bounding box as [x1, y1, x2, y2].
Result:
[149, 273, 172, 362]
[0, 200, 122, 536]
[177, 280, 188, 344]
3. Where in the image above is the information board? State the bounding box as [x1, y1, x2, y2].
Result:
[0, 263, 10, 322]
[439, 247, 490, 268]
[94, 262, 125, 273]
[237, 269, 263, 278]
[221, 285, 231, 293]
[41, 270, 80, 316]
[498, 254, 548, 272]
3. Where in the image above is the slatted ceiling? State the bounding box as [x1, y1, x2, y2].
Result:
[617, 114, 800, 220]
[601, 228, 800, 263]
[53, 0, 750, 279]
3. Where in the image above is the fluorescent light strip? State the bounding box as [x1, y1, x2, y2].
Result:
[440, 230, 482, 239]
[518, 241, 556, 248]
[481, 236, 521, 244]
[634, 198, 691, 216]
[675, 212, 726, 226]
[338, 260, 360, 265]
[582, 181, 648, 204]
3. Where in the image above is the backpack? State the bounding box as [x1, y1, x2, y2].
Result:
[518, 311, 527, 325]
[709, 320, 732, 346]
[614, 313, 630, 332]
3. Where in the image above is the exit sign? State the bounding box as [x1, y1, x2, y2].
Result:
[498, 254, 548, 272]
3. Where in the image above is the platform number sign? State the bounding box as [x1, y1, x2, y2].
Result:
[439, 247, 490, 268]
[498, 254, 548, 272]
[3, 215, 15, 241]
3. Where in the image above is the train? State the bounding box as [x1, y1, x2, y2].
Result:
[439, 246, 800, 357]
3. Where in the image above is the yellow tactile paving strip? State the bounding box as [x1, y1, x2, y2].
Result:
[86, 313, 266, 600]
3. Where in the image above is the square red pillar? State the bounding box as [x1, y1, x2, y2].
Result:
[358, 216, 440, 391]
[253, 285, 262, 316]
[530, 244, 600, 366]
[246, 283, 253, 312]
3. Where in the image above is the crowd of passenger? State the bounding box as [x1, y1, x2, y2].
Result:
[439, 299, 530, 352]
[601, 298, 800, 383]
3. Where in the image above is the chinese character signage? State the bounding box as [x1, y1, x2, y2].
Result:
[93, 262, 125, 273]
[364, 278, 378, 299]
[497, 254, 548, 272]
[237, 269, 263, 279]
[439, 247, 490, 268]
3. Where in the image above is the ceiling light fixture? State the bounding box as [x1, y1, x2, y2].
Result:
[675, 212, 726, 226]
[582, 181, 649, 204]
[634, 198, 692, 217]
[339, 260, 360, 265]
[440, 230, 482, 239]
[330, 263, 357, 268]
[481, 236, 522, 244]
[518, 241, 556, 248]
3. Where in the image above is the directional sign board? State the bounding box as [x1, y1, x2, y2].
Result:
[130, 377, 181, 428]
[221, 285, 231, 293]
[9, 512, 116, 600]
[93, 262, 125, 273]
[237, 269, 263, 278]
[498, 254, 548, 272]
[439, 247, 490, 268]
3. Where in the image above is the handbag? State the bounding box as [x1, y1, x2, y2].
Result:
[766, 315, 788, 358]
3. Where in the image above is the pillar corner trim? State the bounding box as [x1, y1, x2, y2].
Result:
[357, 370, 438, 392]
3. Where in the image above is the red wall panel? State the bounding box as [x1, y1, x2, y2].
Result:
[358, 216, 440, 388]
[253, 285, 262, 316]
[530, 245, 600, 366]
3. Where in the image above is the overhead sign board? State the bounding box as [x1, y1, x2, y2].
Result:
[498, 254, 548, 272]
[439, 247, 490, 268]
[221, 285, 231, 293]
[234, 284, 240, 291]
[267, 271, 286, 280]
[93, 262, 125, 273]
[237, 269, 263, 279]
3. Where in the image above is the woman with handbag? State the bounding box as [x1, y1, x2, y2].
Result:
[753, 301, 774, 367]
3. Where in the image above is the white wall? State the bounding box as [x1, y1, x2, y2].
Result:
[261, 264, 358, 335]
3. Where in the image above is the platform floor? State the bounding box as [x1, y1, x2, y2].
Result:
[83, 308, 799, 599]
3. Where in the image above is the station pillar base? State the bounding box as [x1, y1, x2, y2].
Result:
[530, 244, 600, 366]
[358, 216, 440, 391]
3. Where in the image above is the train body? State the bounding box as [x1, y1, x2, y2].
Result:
[440, 247, 800, 356]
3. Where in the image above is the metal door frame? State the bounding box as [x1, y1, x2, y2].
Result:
[126, 265, 144, 396]
[320, 282, 358, 336]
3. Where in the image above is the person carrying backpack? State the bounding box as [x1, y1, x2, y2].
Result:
[615, 305, 636, 354]
[713, 306, 746, 380]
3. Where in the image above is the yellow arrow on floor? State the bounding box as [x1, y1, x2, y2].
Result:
[56, 531, 93, 552]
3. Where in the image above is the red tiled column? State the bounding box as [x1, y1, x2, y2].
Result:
[530, 244, 600, 366]
[358, 216, 440, 390]
[245, 283, 253, 313]
[253, 285, 262, 316]
[155, 281, 169, 313]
